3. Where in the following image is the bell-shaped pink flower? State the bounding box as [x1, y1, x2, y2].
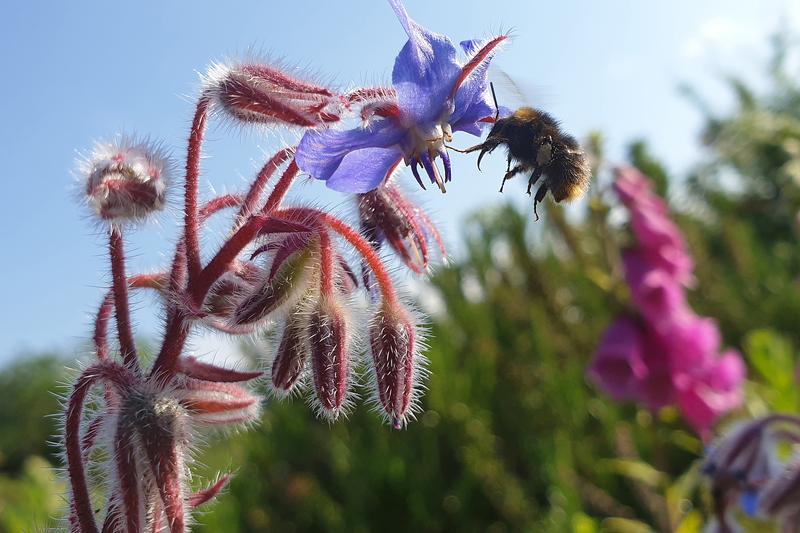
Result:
[676, 351, 746, 438]
[630, 207, 694, 285]
[662, 313, 721, 375]
[613, 166, 656, 206]
[623, 251, 687, 325]
[587, 316, 649, 401]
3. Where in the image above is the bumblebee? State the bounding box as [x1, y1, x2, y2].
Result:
[459, 88, 591, 219]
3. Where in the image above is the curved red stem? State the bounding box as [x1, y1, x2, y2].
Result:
[319, 229, 335, 297]
[66, 363, 132, 533]
[114, 420, 142, 533]
[237, 147, 294, 221]
[318, 212, 398, 306]
[94, 274, 166, 363]
[262, 160, 299, 213]
[109, 230, 138, 370]
[183, 96, 210, 284]
[153, 157, 299, 379]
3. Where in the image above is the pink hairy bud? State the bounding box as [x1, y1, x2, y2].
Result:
[78, 137, 171, 223]
[271, 311, 311, 394]
[189, 476, 230, 509]
[203, 263, 261, 320]
[233, 240, 318, 325]
[358, 183, 430, 274]
[308, 297, 351, 418]
[369, 303, 422, 429]
[206, 62, 348, 127]
[179, 379, 262, 426]
[335, 255, 359, 295]
[178, 356, 263, 383]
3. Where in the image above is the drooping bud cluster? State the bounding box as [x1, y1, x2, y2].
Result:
[588, 167, 746, 438]
[204, 61, 349, 128]
[233, 207, 431, 424]
[701, 415, 800, 532]
[78, 137, 171, 224]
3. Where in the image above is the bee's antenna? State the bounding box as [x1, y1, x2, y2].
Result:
[490, 82, 499, 121]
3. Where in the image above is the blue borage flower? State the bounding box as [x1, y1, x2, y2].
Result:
[295, 0, 507, 193]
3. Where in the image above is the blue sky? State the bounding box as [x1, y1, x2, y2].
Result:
[1, 0, 798, 363]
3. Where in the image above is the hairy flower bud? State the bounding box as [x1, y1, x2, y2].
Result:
[233, 241, 318, 325]
[179, 379, 262, 426]
[206, 61, 348, 127]
[369, 303, 423, 429]
[308, 297, 352, 418]
[201, 262, 263, 327]
[358, 182, 438, 274]
[335, 255, 359, 295]
[78, 137, 171, 223]
[270, 311, 311, 394]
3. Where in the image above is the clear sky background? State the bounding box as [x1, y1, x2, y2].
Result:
[1, 0, 798, 365]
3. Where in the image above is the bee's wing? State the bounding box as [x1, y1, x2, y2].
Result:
[489, 65, 553, 111]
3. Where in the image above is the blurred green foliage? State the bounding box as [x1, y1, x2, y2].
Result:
[0, 456, 64, 533]
[0, 355, 65, 474]
[2, 34, 800, 533]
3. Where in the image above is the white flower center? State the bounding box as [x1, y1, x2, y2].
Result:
[407, 122, 452, 159]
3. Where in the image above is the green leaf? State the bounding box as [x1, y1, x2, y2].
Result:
[572, 512, 599, 533]
[598, 458, 667, 488]
[674, 510, 703, 533]
[745, 329, 795, 388]
[601, 517, 655, 533]
[744, 329, 798, 410]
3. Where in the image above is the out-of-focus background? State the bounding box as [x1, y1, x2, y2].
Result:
[2, 1, 800, 531]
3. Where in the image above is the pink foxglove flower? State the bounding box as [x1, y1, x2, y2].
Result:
[615, 166, 694, 286]
[588, 167, 745, 438]
[587, 316, 649, 401]
[675, 351, 746, 438]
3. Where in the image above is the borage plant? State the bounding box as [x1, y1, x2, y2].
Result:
[63, 1, 508, 531]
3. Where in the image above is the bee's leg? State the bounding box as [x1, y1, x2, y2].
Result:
[506, 154, 513, 173]
[526, 167, 544, 195]
[500, 164, 524, 193]
[533, 183, 549, 221]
